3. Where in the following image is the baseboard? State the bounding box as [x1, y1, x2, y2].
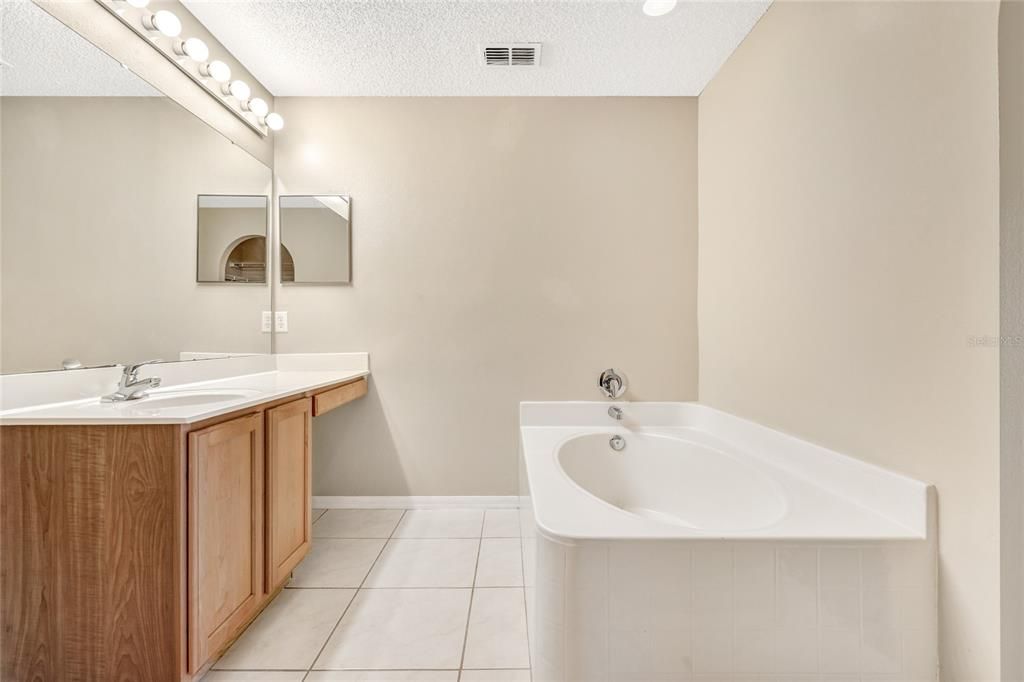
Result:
[312, 495, 519, 510]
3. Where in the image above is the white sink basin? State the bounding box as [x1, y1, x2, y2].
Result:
[130, 390, 259, 408]
[99, 388, 263, 413]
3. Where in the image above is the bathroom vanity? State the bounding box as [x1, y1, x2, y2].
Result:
[0, 355, 368, 681]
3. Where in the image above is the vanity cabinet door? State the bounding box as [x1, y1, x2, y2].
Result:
[265, 397, 313, 592]
[188, 412, 265, 673]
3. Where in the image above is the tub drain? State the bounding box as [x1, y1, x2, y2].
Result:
[609, 435, 626, 451]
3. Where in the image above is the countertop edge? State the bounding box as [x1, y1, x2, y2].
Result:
[0, 371, 369, 426]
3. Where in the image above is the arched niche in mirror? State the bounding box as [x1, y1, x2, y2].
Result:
[223, 235, 267, 283]
[197, 194, 270, 284]
[281, 244, 296, 282]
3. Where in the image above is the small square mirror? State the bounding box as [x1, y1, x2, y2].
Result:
[196, 195, 270, 283]
[279, 195, 351, 284]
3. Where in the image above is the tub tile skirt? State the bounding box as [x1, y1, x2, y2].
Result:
[523, 530, 938, 682]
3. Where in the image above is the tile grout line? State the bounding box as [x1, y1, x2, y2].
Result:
[512, 510, 533, 682]
[301, 509, 408, 682]
[456, 510, 487, 681]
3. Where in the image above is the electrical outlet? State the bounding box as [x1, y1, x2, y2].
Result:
[274, 311, 288, 333]
[261, 311, 272, 333]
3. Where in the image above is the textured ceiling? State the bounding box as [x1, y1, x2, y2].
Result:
[181, 0, 771, 96]
[0, 0, 160, 96]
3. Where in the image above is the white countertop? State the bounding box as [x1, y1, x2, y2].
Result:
[0, 353, 369, 425]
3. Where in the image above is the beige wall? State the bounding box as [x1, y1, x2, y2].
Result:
[697, 2, 1000, 679]
[1000, 0, 1024, 678]
[1, 97, 272, 372]
[273, 97, 698, 495]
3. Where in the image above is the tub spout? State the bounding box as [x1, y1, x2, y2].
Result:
[608, 406, 624, 420]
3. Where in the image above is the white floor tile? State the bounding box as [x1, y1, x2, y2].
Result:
[314, 589, 472, 670]
[306, 673, 458, 681]
[290, 539, 386, 588]
[214, 589, 355, 670]
[459, 671, 530, 682]
[475, 539, 523, 587]
[393, 509, 485, 538]
[202, 673, 306, 682]
[482, 510, 521, 538]
[364, 539, 479, 588]
[314, 510, 405, 539]
[463, 589, 530, 669]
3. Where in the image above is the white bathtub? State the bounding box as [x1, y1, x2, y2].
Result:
[519, 402, 938, 681]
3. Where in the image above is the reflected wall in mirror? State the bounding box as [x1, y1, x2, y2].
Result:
[197, 195, 270, 283]
[0, 2, 273, 374]
[279, 195, 352, 284]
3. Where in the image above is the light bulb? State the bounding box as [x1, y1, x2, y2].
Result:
[174, 37, 209, 62]
[125, 0, 149, 8]
[642, 0, 677, 16]
[265, 113, 284, 131]
[247, 97, 269, 117]
[200, 59, 231, 83]
[225, 80, 251, 101]
[143, 10, 182, 38]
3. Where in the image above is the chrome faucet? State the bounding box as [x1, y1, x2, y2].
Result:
[608, 406, 624, 420]
[103, 360, 163, 402]
[598, 368, 627, 399]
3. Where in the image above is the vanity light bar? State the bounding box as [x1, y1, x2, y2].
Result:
[97, 0, 285, 136]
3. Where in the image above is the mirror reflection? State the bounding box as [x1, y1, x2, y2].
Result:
[0, 2, 273, 374]
[279, 195, 351, 284]
[197, 195, 270, 283]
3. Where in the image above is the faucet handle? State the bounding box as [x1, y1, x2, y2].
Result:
[123, 359, 163, 379]
[598, 368, 627, 399]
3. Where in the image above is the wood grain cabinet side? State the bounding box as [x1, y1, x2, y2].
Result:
[187, 412, 265, 674]
[264, 397, 313, 593]
[0, 424, 187, 682]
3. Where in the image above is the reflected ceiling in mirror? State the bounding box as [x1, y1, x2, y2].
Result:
[279, 195, 352, 284]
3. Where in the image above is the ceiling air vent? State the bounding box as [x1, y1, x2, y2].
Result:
[483, 43, 541, 67]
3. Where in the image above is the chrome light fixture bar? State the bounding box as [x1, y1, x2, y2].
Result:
[94, 0, 285, 137]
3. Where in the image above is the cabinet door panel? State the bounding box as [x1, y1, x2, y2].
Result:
[188, 413, 264, 672]
[266, 397, 312, 592]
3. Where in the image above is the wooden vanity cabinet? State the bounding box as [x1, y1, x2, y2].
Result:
[186, 395, 314, 674]
[265, 397, 313, 593]
[0, 376, 368, 682]
[187, 412, 265, 673]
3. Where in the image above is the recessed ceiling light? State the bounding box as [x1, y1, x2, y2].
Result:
[642, 0, 677, 17]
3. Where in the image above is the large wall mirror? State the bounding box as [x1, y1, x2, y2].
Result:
[279, 195, 351, 284]
[0, 2, 273, 374]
